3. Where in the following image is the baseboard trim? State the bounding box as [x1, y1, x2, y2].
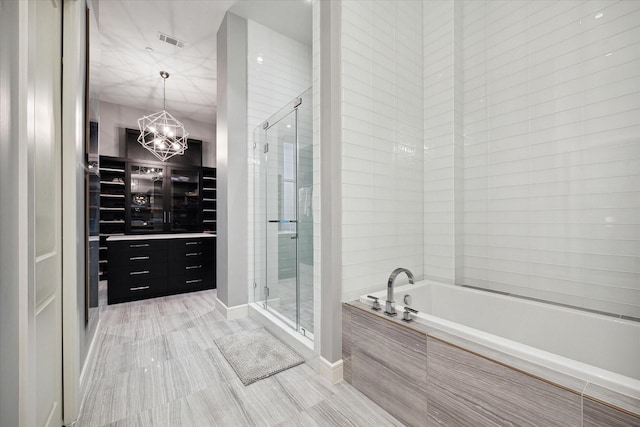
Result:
[319, 357, 344, 384]
[79, 316, 102, 411]
[215, 297, 248, 320]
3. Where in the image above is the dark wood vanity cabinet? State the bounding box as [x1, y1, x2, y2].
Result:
[107, 235, 215, 304]
[167, 238, 216, 293]
[100, 132, 217, 305]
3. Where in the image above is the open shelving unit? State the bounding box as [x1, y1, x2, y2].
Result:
[202, 167, 217, 234]
[98, 156, 126, 280]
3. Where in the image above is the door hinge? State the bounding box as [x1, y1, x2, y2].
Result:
[264, 286, 269, 297]
[294, 97, 302, 108]
[253, 281, 257, 289]
[264, 143, 269, 153]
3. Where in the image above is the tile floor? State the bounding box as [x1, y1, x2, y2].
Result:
[75, 288, 402, 426]
[264, 273, 314, 334]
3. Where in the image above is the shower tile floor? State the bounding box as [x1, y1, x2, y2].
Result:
[76, 284, 401, 426]
[265, 273, 314, 333]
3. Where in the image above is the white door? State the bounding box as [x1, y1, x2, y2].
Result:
[30, 0, 63, 425]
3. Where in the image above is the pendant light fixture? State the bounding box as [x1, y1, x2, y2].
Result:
[137, 71, 189, 162]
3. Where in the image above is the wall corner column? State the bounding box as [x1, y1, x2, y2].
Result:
[216, 12, 249, 314]
[319, 0, 343, 366]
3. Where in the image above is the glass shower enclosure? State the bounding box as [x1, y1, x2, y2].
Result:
[254, 88, 313, 340]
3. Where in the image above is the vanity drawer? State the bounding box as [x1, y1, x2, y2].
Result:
[168, 238, 214, 257]
[109, 260, 167, 282]
[170, 250, 205, 266]
[108, 277, 167, 304]
[169, 259, 203, 275]
[111, 248, 167, 267]
[111, 239, 167, 252]
[169, 269, 212, 292]
[108, 240, 167, 263]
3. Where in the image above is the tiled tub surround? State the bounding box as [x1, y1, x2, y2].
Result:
[342, 282, 640, 426]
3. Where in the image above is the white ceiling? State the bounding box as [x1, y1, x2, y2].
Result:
[96, 0, 312, 125]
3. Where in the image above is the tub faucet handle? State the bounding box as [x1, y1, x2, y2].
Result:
[402, 306, 418, 323]
[366, 295, 381, 311]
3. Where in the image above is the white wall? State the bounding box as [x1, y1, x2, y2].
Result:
[247, 20, 311, 131]
[340, 0, 424, 301]
[421, 0, 640, 318]
[0, 2, 24, 425]
[98, 100, 216, 166]
[336, 0, 640, 318]
[423, 0, 463, 284]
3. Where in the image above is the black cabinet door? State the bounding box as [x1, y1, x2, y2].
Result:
[128, 163, 167, 233]
[126, 162, 202, 233]
[168, 167, 202, 232]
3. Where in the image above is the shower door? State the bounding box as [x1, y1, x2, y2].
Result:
[266, 108, 300, 332]
[254, 89, 313, 339]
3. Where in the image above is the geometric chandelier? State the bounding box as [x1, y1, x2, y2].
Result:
[137, 71, 189, 162]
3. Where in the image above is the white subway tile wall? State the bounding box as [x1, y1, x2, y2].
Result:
[456, 0, 640, 317]
[423, 0, 462, 284]
[341, 0, 424, 301]
[343, 0, 639, 317]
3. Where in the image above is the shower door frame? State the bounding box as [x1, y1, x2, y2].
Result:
[253, 94, 313, 340]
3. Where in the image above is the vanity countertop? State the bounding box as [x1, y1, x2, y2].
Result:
[106, 233, 216, 241]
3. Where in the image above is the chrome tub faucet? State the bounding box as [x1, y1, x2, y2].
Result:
[385, 267, 414, 316]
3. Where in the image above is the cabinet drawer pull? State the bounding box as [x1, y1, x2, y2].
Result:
[130, 256, 149, 261]
[186, 279, 202, 284]
[130, 243, 150, 248]
[185, 241, 201, 246]
[185, 265, 202, 270]
[130, 270, 150, 275]
[130, 286, 150, 291]
[186, 252, 202, 256]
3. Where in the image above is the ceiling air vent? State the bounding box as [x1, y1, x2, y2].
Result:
[158, 32, 185, 48]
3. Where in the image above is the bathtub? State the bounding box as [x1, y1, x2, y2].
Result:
[359, 280, 640, 402]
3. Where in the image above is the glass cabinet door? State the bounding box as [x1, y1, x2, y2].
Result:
[129, 164, 165, 233]
[169, 168, 201, 232]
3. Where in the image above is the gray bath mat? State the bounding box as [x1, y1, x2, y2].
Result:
[214, 327, 304, 385]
